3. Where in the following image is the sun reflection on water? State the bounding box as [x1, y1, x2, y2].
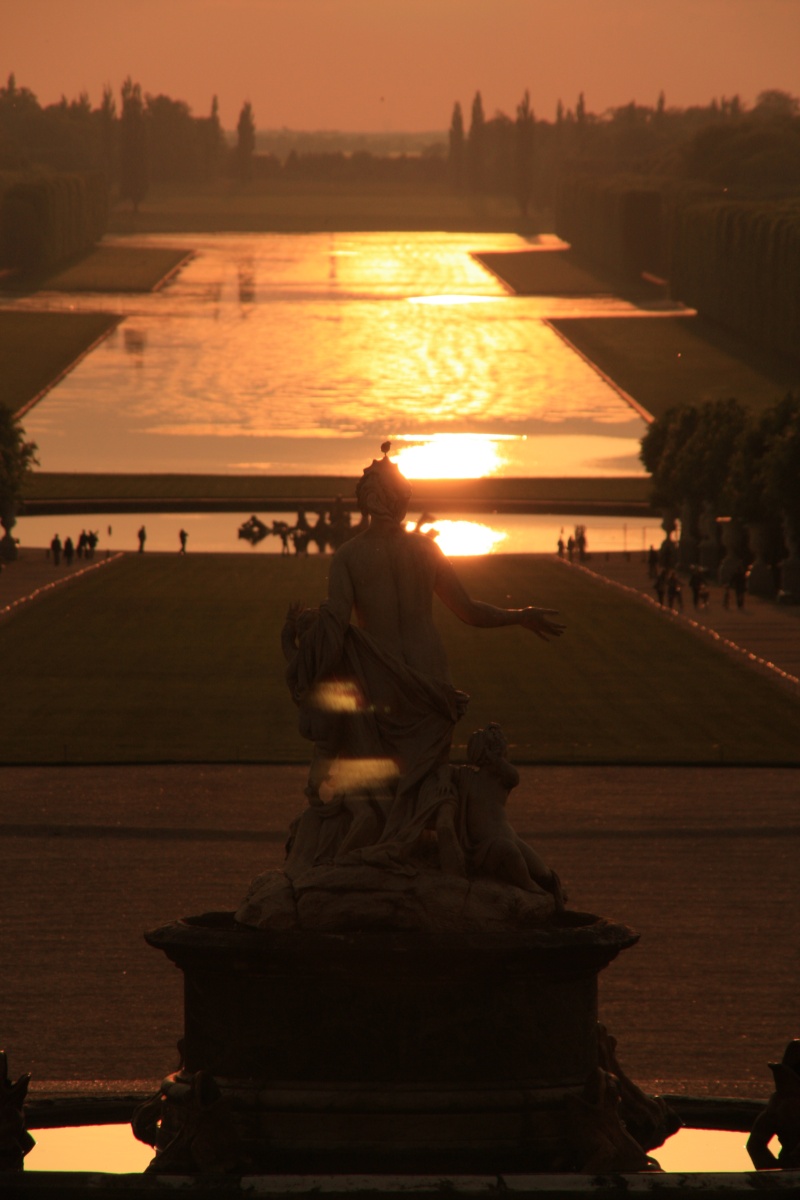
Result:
[406, 518, 508, 556]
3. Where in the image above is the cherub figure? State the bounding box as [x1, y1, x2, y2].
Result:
[456, 723, 564, 906]
[747, 1040, 800, 1169]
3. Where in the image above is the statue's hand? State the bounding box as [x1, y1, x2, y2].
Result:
[518, 607, 565, 641]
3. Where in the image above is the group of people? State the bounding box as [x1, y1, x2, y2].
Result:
[48, 529, 99, 566]
[653, 567, 687, 610]
[652, 561, 747, 611]
[556, 525, 589, 563]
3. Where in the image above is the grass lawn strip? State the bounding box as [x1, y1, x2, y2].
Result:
[42, 245, 193, 293]
[22, 472, 653, 512]
[0, 554, 797, 765]
[107, 181, 530, 235]
[550, 316, 800, 422]
[474, 248, 622, 296]
[0, 311, 120, 418]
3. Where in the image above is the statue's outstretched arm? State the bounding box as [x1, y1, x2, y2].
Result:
[434, 555, 565, 642]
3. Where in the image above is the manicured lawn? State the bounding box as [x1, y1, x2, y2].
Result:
[107, 180, 531, 234]
[1, 553, 797, 765]
[0, 311, 120, 417]
[549, 315, 800, 422]
[475, 248, 629, 296]
[43, 245, 193, 293]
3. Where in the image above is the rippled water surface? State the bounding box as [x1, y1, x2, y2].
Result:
[10, 233, 651, 478]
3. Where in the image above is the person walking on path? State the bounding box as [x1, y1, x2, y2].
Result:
[647, 546, 659, 580]
[50, 534, 62, 566]
[732, 566, 747, 610]
[688, 566, 704, 609]
[667, 571, 683, 612]
[654, 567, 667, 607]
[137, 526, 147, 554]
[179, 529, 188, 554]
[63, 536, 74, 567]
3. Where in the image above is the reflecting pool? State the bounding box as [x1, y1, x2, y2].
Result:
[16, 511, 661, 557]
[6, 233, 658, 479]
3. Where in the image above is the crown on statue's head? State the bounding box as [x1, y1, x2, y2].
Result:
[356, 440, 412, 522]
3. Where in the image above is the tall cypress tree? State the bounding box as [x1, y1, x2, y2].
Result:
[119, 77, 148, 211]
[236, 101, 256, 182]
[448, 101, 465, 191]
[514, 90, 535, 218]
[467, 91, 485, 193]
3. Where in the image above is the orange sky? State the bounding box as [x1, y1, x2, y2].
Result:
[3, 0, 799, 132]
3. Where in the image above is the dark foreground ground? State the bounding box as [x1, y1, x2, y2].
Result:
[1, 762, 797, 1103]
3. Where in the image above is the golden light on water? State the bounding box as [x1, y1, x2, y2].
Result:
[407, 295, 504, 306]
[409, 519, 507, 556]
[393, 433, 521, 480]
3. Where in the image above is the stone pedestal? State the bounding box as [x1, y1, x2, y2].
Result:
[144, 910, 639, 1173]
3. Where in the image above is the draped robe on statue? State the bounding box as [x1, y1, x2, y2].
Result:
[285, 601, 469, 873]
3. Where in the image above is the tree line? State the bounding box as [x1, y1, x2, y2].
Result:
[446, 87, 800, 213]
[640, 394, 800, 599]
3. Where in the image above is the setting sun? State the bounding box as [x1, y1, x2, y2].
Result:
[393, 433, 522, 480]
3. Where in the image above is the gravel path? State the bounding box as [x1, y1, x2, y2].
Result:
[2, 762, 798, 1102]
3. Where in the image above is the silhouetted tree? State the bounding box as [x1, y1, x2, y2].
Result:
[514, 90, 535, 217]
[759, 393, 800, 542]
[146, 93, 202, 182]
[467, 91, 485, 193]
[201, 95, 226, 177]
[99, 85, 116, 179]
[754, 90, 800, 119]
[236, 100, 256, 182]
[0, 408, 38, 561]
[119, 77, 148, 211]
[448, 101, 465, 190]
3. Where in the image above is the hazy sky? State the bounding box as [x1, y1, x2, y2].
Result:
[4, 0, 799, 132]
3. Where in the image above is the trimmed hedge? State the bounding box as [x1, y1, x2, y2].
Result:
[0, 171, 108, 273]
[555, 173, 663, 278]
[670, 200, 800, 363]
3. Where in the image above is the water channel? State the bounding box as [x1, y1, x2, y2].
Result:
[6, 232, 672, 554]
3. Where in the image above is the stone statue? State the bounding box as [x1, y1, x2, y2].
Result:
[238, 443, 565, 930]
[747, 1040, 800, 1169]
[0, 1052, 34, 1171]
[453, 723, 564, 905]
[145, 444, 670, 1176]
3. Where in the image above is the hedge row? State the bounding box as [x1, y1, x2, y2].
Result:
[554, 174, 664, 279]
[0, 171, 108, 273]
[670, 200, 800, 362]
